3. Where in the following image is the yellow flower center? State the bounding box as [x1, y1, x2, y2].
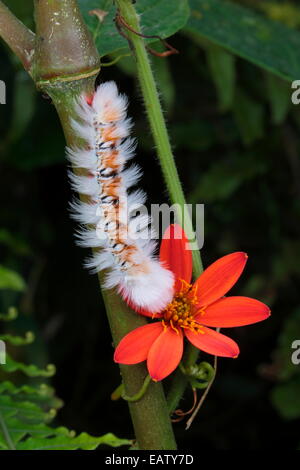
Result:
[162, 280, 205, 334]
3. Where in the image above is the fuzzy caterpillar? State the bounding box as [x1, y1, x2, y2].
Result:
[66, 81, 174, 313]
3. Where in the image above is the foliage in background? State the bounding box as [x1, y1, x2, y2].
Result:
[0, 273, 131, 450]
[78, 0, 190, 58]
[269, 308, 300, 422]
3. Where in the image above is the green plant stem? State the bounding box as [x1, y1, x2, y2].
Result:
[101, 277, 176, 449]
[116, 0, 203, 276]
[115, 0, 204, 413]
[167, 346, 199, 413]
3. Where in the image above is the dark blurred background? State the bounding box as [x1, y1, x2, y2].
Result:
[1, 0, 300, 450]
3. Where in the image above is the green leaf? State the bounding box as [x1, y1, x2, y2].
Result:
[186, 0, 300, 81]
[206, 45, 236, 112]
[16, 432, 131, 451]
[232, 88, 264, 146]
[0, 382, 63, 411]
[0, 331, 34, 346]
[78, 0, 190, 57]
[1, 354, 56, 378]
[265, 73, 291, 125]
[0, 320, 130, 451]
[0, 384, 131, 450]
[0, 394, 54, 426]
[0, 266, 26, 291]
[0, 307, 18, 321]
[271, 377, 300, 420]
[0, 420, 71, 450]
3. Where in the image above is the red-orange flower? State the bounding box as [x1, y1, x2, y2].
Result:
[114, 225, 271, 381]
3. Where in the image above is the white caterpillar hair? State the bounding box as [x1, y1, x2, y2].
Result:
[66, 81, 174, 313]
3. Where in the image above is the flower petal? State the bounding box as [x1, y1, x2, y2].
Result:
[160, 224, 192, 291]
[136, 308, 163, 319]
[147, 326, 184, 381]
[185, 326, 239, 358]
[124, 298, 163, 319]
[114, 322, 163, 364]
[194, 252, 248, 307]
[196, 296, 271, 327]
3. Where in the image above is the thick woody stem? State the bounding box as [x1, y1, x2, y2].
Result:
[33, 0, 100, 83]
